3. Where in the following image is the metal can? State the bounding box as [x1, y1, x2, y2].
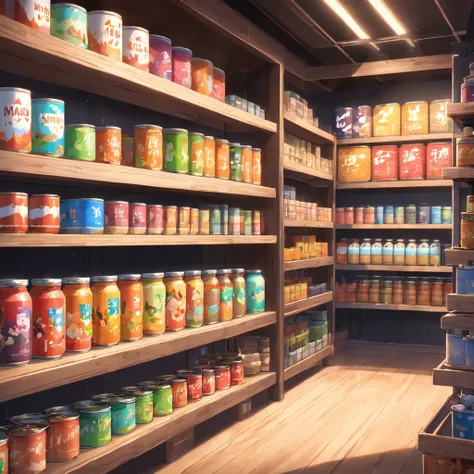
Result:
[164, 205, 177, 235]
[45, 410, 80, 462]
[229, 360, 244, 385]
[353, 105, 372, 138]
[401, 101, 429, 135]
[79, 198, 104, 234]
[185, 373, 203, 401]
[430, 99, 452, 133]
[228, 207, 240, 235]
[241, 145, 253, 183]
[384, 205, 394, 224]
[209, 205, 221, 235]
[74, 402, 112, 448]
[192, 58, 213, 96]
[0, 192, 28, 233]
[334, 107, 353, 139]
[62, 277, 93, 352]
[151, 383, 173, 415]
[149, 35, 172, 80]
[252, 148, 262, 185]
[200, 368, 216, 395]
[399, 144, 426, 180]
[373, 103, 401, 137]
[13, 0, 51, 32]
[122, 26, 149, 71]
[203, 270, 220, 324]
[118, 274, 143, 341]
[431, 206, 442, 224]
[0, 87, 31, 153]
[172, 46, 192, 88]
[220, 205, 229, 235]
[190, 208, 199, 235]
[204, 136, 216, 177]
[129, 202, 146, 235]
[418, 204, 430, 224]
[199, 208, 210, 235]
[164, 272, 186, 331]
[394, 206, 405, 224]
[452, 404, 474, 439]
[457, 127, 474, 166]
[96, 126, 121, 165]
[442, 206, 452, 224]
[184, 270, 204, 328]
[105, 200, 129, 235]
[170, 378, 187, 408]
[179, 206, 191, 235]
[426, 142, 452, 179]
[65, 124, 95, 161]
[119, 387, 153, 424]
[252, 210, 261, 235]
[141, 273, 166, 336]
[122, 135, 134, 166]
[91, 276, 120, 346]
[354, 206, 363, 224]
[242, 209, 252, 235]
[29, 194, 60, 234]
[51, 3, 87, 47]
[0, 432, 7, 473]
[214, 365, 231, 390]
[462, 212, 474, 249]
[372, 145, 398, 181]
[134, 125, 162, 170]
[375, 206, 384, 225]
[31, 278, 66, 359]
[212, 67, 225, 102]
[216, 139, 230, 179]
[147, 204, 164, 235]
[87, 10, 122, 60]
[468, 195, 474, 213]
[338, 146, 371, 182]
[230, 143, 243, 181]
[106, 395, 136, 435]
[163, 128, 189, 173]
[32, 98, 65, 157]
[189, 132, 205, 176]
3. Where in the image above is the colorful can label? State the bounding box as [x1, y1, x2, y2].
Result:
[199, 209, 210, 235]
[149, 35, 172, 80]
[92, 280, 120, 346]
[29, 194, 60, 234]
[0, 87, 31, 153]
[118, 279, 143, 341]
[213, 67, 225, 102]
[96, 126, 121, 165]
[431, 206, 442, 224]
[375, 206, 384, 225]
[252, 148, 262, 185]
[164, 205, 177, 235]
[229, 207, 240, 235]
[147, 205, 164, 235]
[230, 143, 242, 181]
[216, 140, 230, 179]
[452, 404, 474, 440]
[51, 3, 87, 47]
[105, 201, 128, 234]
[426, 142, 452, 179]
[178, 206, 190, 235]
[164, 274, 186, 331]
[77, 405, 112, 448]
[109, 399, 136, 435]
[442, 206, 452, 224]
[242, 210, 252, 235]
[220, 205, 228, 236]
[218, 275, 233, 321]
[32, 98, 65, 157]
[189, 133, 205, 176]
[14, 0, 50, 32]
[399, 144, 426, 180]
[134, 125, 162, 170]
[246, 272, 265, 314]
[203, 274, 219, 324]
[172, 47, 192, 88]
[334, 107, 353, 139]
[384, 205, 394, 224]
[0, 192, 28, 233]
[129, 203, 146, 234]
[372, 145, 398, 181]
[164, 128, 189, 173]
[241, 146, 252, 183]
[252, 210, 261, 235]
[142, 277, 165, 335]
[192, 58, 213, 96]
[153, 385, 173, 416]
[394, 206, 404, 224]
[204, 136, 215, 177]
[46, 413, 80, 462]
[79, 198, 104, 234]
[209, 206, 221, 235]
[134, 391, 154, 424]
[418, 205, 430, 224]
[87, 10, 122, 60]
[65, 124, 95, 161]
[122, 26, 149, 71]
[185, 275, 204, 328]
[190, 208, 199, 235]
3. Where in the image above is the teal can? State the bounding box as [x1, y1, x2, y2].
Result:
[106, 395, 136, 435]
[73, 401, 112, 448]
[209, 205, 221, 235]
[51, 3, 88, 48]
[442, 206, 452, 224]
[230, 143, 242, 181]
[65, 124, 95, 161]
[246, 270, 265, 314]
[431, 206, 442, 224]
[32, 99, 65, 157]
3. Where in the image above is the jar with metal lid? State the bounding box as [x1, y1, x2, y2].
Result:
[405, 204, 417, 225]
[203, 270, 220, 324]
[345, 207, 354, 225]
[383, 240, 394, 265]
[393, 279, 404, 304]
[406, 240, 418, 265]
[217, 269, 233, 321]
[118, 274, 143, 342]
[417, 239, 430, 266]
[359, 239, 371, 265]
[184, 270, 204, 328]
[444, 279, 452, 302]
[348, 240, 360, 264]
[356, 279, 370, 303]
[394, 240, 405, 265]
[371, 239, 383, 265]
[336, 239, 348, 264]
[369, 279, 380, 303]
[164, 272, 186, 331]
[336, 281, 346, 302]
[405, 279, 417, 305]
[381, 280, 393, 304]
[457, 127, 474, 166]
[91, 276, 120, 346]
[363, 205, 375, 225]
[141, 273, 166, 336]
[230, 269, 246, 318]
[417, 279, 431, 305]
[462, 212, 474, 249]
[384, 205, 394, 225]
[430, 240, 441, 266]
[431, 278, 444, 306]
[394, 206, 404, 224]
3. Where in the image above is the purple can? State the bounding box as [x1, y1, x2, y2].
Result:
[334, 107, 353, 139]
[172, 47, 192, 88]
[150, 35, 172, 80]
[353, 105, 372, 138]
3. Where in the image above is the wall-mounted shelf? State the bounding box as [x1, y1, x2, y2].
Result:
[447, 102, 474, 126]
[336, 224, 452, 230]
[336, 302, 447, 312]
[283, 159, 333, 183]
[446, 294, 474, 313]
[284, 257, 333, 272]
[284, 292, 333, 317]
[337, 133, 452, 146]
[337, 180, 453, 190]
[283, 112, 335, 145]
[284, 220, 333, 229]
[283, 345, 333, 381]
[336, 264, 452, 273]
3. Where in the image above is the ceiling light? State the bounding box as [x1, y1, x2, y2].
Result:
[368, 0, 407, 35]
[323, 0, 370, 40]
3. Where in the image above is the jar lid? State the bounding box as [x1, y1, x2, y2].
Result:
[252, 148, 261, 151]
[171, 378, 187, 384]
[202, 269, 217, 275]
[230, 143, 241, 147]
[215, 139, 229, 144]
[213, 67, 225, 74]
[172, 46, 192, 54]
[7, 421, 50, 436]
[31, 278, 61, 286]
[230, 268, 245, 273]
[91, 275, 118, 282]
[174, 369, 195, 377]
[164, 271, 184, 277]
[75, 402, 111, 414]
[135, 124, 163, 130]
[204, 136, 214, 140]
[189, 132, 204, 137]
[217, 269, 231, 275]
[212, 364, 230, 370]
[246, 269, 262, 274]
[66, 123, 95, 129]
[136, 381, 157, 387]
[142, 272, 164, 279]
[150, 34, 171, 43]
[62, 277, 90, 284]
[96, 125, 121, 131]
[106, 200, 128, 205]
[192, 58, 212, 65]
[155, 375, 176, 382]
[163, 128, 188, 133]
[118, 274, 141, 281]
[241, 144, 252, 149]
[0, 279, 28, 288]
[91, 393, 116, 401]
[184, 270, 201, 277]
[123, 26, 149, 34]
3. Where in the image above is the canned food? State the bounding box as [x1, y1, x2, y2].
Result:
[184, 270, 204, 328]
[172, 47, 192, 88]
[65, 124, 95, 161]
[107, 395, 136, 435]
[179, 206, 190, 235]
[29, 194, 60, 234]
[149, 35, 172, 80]
[122, 26, 149, 71]
[0, 87, 31, 153]
[13, 0, 50, 32]
[118, 274, 143, 341]
[399, 144, 425, 180]
[189, 132, 205, 176]
[372, 145, 398, 181]
[241, 145, 253, 183]
[45, 410, 80, 462]
[212, 67, 225, 102]
[164, 205, 177, 235]
[87, 10, 122, 60]
[129, 202, 146, 235]
[216, 139, 230, 179]
[170, 378, 187, 408]
[430, 99, 452, 133]
[164, 272, 186, 331]
[199, 208, 210, 235]
[119, 387, 153, 424]
[32, 98, 65, 157]
[230, 143, 242, 181]
[122, 135, 134, 166]
[0, 192, 28, 233]
[141, 273, 166, 336]
[426, 142, 452, 179]
[134, 125, 163, 170]
[252, 148, 262, 185]
[214, 365, 231, 390]
[163, 128, 189, 173]
[462, 212, 474, 249]
[51, 3, 87, 47]
[338, 147, 371, 182]
[96, 126, 122, 165]
[105, 200, 129, 235]
[203, 136, 216, 177]
[203, 270, 220, 324]
[373, 103, 400, 137]
[334, 107, 353, 139]
[402, 101, 428, 135]
[91, 276, 120, 346]
[74, 402, 112, 448]
[147, 204, 164, 235]
[192, 58, 213, 96]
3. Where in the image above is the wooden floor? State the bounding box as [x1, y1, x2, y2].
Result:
[155, 342, 450, 474]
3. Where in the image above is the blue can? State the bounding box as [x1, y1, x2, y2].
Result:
[32, 98, 65, 157]
[79, 198, 104, 234]
[446, 330, 466, 367]
[418, 205, 431, 224]
[375, 206, 384, 224]
[65, 199, 82, 233]
[431, 206, 442, 224]
[457, 265, 474, 295]
[452, 404, 474, 440]
[466, 336, 474, 367]
[383, 205, 394, 224]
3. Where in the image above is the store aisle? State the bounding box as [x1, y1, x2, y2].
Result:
[156, 343, 450, 474]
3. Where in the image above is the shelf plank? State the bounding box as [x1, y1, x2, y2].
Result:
[443, 167, 474, 181]
[283, 159, 333, 183]
[444, 248, 474, 265]
[337, 179, 453, 190]
[446, 294, 474, 313]
[447, 102, 474, 125]
[0, 15, 276, 134]
[284, 219, 333, 229]
[284, 256, 333, 272]
[0, 152, 276, 198]
[441, 312, 474, 330]
[45, 372, 276, 474]
[336, 302, 447, 312]
[336, 224, 452, 230]
[433, 360, 474, 390]
[337, 133, 452, 146]
[336, 264, 452, 273]
[0, 234, 277, 248]
[0, 311, 276, 403]
[283, 112, 335, 145]
[284, 292, 333, 317]
[283, 345, 333, 381]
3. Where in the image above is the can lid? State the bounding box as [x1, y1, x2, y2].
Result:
[217, 269, 231, 275]
[230, 143, 241, 147]
[78, 198, 104, 202]
[96, 125, 121, 131]
[431, 99, 450, 103]
[75, 402, 111, 414]
[142, 272, 164, 279]
[192, 58, 213, 65]
[31, 278, 62, 286]
[31, 194, 60, 198]
[212, 364, 230, 370]
[130, 202, 146, 207]
[135, 124, 163, 130]
[164, 271, 184, 277]
[106, 395, 136, 404]
[88, 10, 122, 19]
[147, 204, 163, 208]
[170, 378, 187, 383]
[240, 144, 252, 149]
[0, 192, 28, 196]
[91, 275, 118, 283]
[172, 46, 192, 54]
[189, 132, 204, 137]
[252, 148, 261, 151]
[184, 270, 202, 277]
[202, 269, 217, 275]
[43, 405, 72, 415]
[136, 381, 157, 387]
[403, 100, 428, 105]
[46, 410, 80, 422]
[120, 386, 153, 396]
[150, 34, 172, 43]
[7, 421, 50, 437]
[52, 3, 87, 13]
[66, 124, 95, 128]
[213, 67, 225, 74]
[247, 269, 262, 274]
[123, 26, 149, 34]
[452, 404, 469, 413]
[105, 200, 128, 206]
[91, 393, 116, 401]
[0, 87, 31, 94]
[0, 279, 28, 288]
[180, 206, 191, 210]
[9, 413, 45, 425]
[204, 136, 214, 140]
[230, 268, 245, 273]
[32, 98, 65, 105]
[155, 375, 176, 382]
[163, 128, 188, 133]
[215, 139, 229, 144]
[118, 274, 141, 281]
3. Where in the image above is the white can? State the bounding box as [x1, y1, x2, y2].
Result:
[0, 87, 32, 153]
[87, 10, 122, 61]
[122, 26, 149, 72]
[10, 0, 51, 33]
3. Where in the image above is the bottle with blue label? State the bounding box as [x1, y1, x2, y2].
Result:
[359, 239, 371, 264]
[406, 239, 418, 265]
[417, 239, 430, 266]
[384, 205, 394, 224]
[371, 239, 383, 264]
[375, 206, 384, 225]
[382, 240, 394, 265]
[348, 240, 360, 264]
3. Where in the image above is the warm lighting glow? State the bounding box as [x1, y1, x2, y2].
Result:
[368, 0, 407, 35]
[323, 0, 370, 40]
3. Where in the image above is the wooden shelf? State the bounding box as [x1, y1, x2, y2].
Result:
[337, 179, 453, 190]
[284, 256, 333, 272]
[336, 224, 452, 230]
[45, 372, 275, 474]
[446, 294, 474, 313]
[433, 360, 474, 390]
[447, 102, 474, 125]
[336, 302, 447, 312]
[444, 248, 474, 265]
[337, 133, 452, 146]
[283, 345, 333, 381]
[0, 152, 276, 199]
[441, 312, 474, 330]
[284, 292, 333, 317]
[0, 234, 277, 248]
[284, 112, 335, 145]
[284, 219, 333, 229]
[0, 311, 276, 403]
[283, 159, 333, 183]
[443, 167, 474, 181]
[0, 15, 276, 134]
[336, 264, 452, 273]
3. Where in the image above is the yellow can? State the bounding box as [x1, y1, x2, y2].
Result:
[373, 103, 400, 137]
[337, 146, 371, 182]
[141, 273, 165, 336]
[91, 276, 120, 346]
[430, 99, 452, 133]
[402, 101, 429, 136]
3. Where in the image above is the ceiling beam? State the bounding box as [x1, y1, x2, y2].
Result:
[306, 54, 452, 81]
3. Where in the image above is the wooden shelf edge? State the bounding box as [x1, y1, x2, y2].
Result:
[284, 257, 334, 271]
[336, 302, 447, 312]
[0, 311, 276, 402]
[336, 180, 452, 190]
[283, 112, 335, 144]
[284, 219, 333, 229]
[45, 372, 276, 474]
[284, 292, 333, 317]
[446, 294, 474, 313]
[447, 102, 474, 122]
[433, 360, 474, 390]
[283, 345, 333, 381]
[283, 160, 334, 182]
[336, 264, 452, 273]
[336, 224, 452, 230]
[445, 248, 474, 265]
[337, 133, 452, 146]
[443, 167, 474, 181]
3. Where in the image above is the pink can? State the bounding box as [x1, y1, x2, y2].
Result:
[129, 202, 146, 235]
[212, 67, 225, 102]
[105, 200, 129, 235]
[147, 204, 163, 235]
[13, 0, 51, 33]
[122, 26, 149, 71]
[149, 35, 172, 80]
[172, 47, 192, 88]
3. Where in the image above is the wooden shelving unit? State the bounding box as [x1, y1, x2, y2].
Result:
[284, 219, 333, 229]
[284, 256, 333, 272]
[336, 264, 452, 273]
[284, 159, 333, 183]
[441, 312, 474, 330]
[446, 294, 474, 312]
[283, 345, 333, 381]
[337, 133, 452, 146]
[443, 167, 474, 181]
[336, 224, 452, 230]
[447, 102, 474, 126]
[336, 302, 447, 312]
[445, 247, 474, 265]
[284, 292, 333, 317]
[337, 179, 453, 190]
[433, 361, 474, 390]
[283, 112, 334, 145]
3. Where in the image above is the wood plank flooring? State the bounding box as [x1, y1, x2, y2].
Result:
[154, 342, 450, 474]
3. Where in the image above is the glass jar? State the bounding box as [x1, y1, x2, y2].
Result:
[202, 270, 220, 324]
[417, 279, 431, 305]
[246, 270, 265, 314]
[356, 279, 370, 303]
[384, 205, 394, 224]
[363, 206, 375, 225]
[184, 271, 204, 328]
[405, 279, 417, 305]
[431, 279, 444, 306]
[381, 280, 393, 304]
[345, 281, 357, 302]
[164, 272, 186, 331]
[344, 207, 354, 225]
[406, 240, 418, 265]
[359, 239, 371, 265]
[336, 208, 344, 225]
[393, 279, 404, 304]
[405, 204, 417, 225]
[141, 273, 166, 336]
[383, 240, 394, 265]
[371, 239, 383, 264]
[394, 239, 405, 265]
[354, 206, 364, 224]
[444, 279, 452, 303]
[336, 239, 348, 264]
[417, 239, 430, 266]
[369, 280, 380, 303]
[348, 240, 360, 265]
[430, 240, 441, 266]
[217, 269, 233, 321]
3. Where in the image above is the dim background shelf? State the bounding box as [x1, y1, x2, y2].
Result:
[446, 294, 474, 312]
[336, 180, 453, 190]
[0, 311, 276, 403]
[447, 102, 474, 126]
[336, 302, 447, 312]
[443, 167, 474, 181]
[336, 224, 452, 230]
[336, 264, 452, 273]
[283, 112, 335, 145]
[284, 257, 333, 271]
[283, 159, 333, 183]
[441, 312, 474, 330]
[337, 133, 452, 146]
[283, 345, 333, 381]
[284, 220, 333, 229]
[433, 360, 474, 390]
[284, 292, 333, 317]
[444, 248, 474, 265]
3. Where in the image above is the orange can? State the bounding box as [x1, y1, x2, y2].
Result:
[204, 136, 216, 177]
[91, 276, 120, 346]
[241, 145, 253, 183]
[45, 410, 80, 462]
[216, 139, 230, 179]
[96, 126, 122, 165]
[179, 206, 190, 235]
[63, 277, 93, 353]
[118, 274, 143, 341]
[0, 433, 7, 474]
[190, 208, 199, 235]
[191, 58, 213, 96]
[134, 124, 163, 170]
[29, 194, 60, 234]
[164, 205, 177, 235]
[0, 192, 28, 233]
[252, 148, 262, 185]
[122, 135, 134, 167]
[31, 278, 66, 359]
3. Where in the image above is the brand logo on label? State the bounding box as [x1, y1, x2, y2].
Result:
[4, 98, 29, 120]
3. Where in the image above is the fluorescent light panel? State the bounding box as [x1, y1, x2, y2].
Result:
[368, 0, 407, 35]
[323, 0, 370, 40]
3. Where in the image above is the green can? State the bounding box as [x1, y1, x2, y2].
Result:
[189, 132, 205, 176]
[209, 205, 221, 235]
[243, 210, 252, 235]
[230, 143, 242, 181]
[65, 124, 96, 161]
[73, 401, 112, 448]
[106, 395, 136, 435]
[220, 205, 229, 236]
[148, 383, 173, 416]
[120, 386, 154, 424]
[442, 206, 452, 224]
[51, 3, 88, 48]
[164, 128, 189, 173]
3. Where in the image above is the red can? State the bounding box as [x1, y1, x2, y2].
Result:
[29, 194, 60, 234]
[426, 142, 452, 179]
[0, 279, 32, 366]
[45, 410, 80, 462]
[399, 143, 426, 180]
[31, 278, 66, 359]
[185, 373, 203, 401]
[229, 360, 244, 386]
[0, 192, 28, 233]
[129, 202, 147, 235]
[147, 204, 163, 235]
[214, 365, 231, 390]
[172, 47, 192, 88]
[344, 207, 354, 225]
[372, 145, 398, 181]
[170, 378, 187, 408]
[0, 433, 7, 474]
[354, 207, 364, 224]
[105, 200, 129, 235]
[336, 208, 344, 225]
[201, 368, 216, 396]
[212, 67, 225, 102]
[149, 35, 172, 80]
